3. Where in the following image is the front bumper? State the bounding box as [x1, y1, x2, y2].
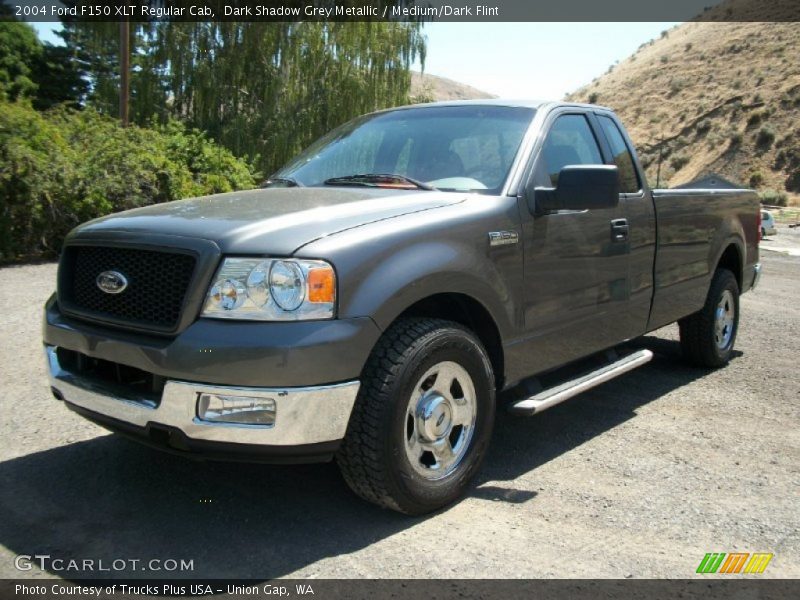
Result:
[43, 294, 381, 388]
[46, 345, 360, 462]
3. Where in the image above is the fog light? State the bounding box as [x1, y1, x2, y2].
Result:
[197, 393, 276, 426]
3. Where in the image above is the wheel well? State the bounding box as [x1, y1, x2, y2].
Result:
[717, 244, 742, 290]
[398, 293, 505, 390]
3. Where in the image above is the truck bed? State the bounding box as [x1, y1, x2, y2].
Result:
[647, 188, 760, 331]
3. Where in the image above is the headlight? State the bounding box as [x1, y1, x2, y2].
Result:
[202, 258, 336, 321]
[269, 261, 305, 310]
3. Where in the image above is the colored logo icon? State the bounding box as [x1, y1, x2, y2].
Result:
[696, 553, 773, 574]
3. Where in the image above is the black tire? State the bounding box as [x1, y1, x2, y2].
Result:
[337, 317, 495, 515]
[679, 268, 740, 368]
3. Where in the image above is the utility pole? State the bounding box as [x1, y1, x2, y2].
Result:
[655, 131, 664, 189]
[119, 20, 130, 127]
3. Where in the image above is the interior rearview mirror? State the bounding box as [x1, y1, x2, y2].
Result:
[527, 165, 620, 213]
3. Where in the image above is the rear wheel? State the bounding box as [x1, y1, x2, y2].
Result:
[337, 317, 495, 515]
[679, 268, 740, 368]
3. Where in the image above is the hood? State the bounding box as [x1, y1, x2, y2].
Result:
[69, 187, 465, 255]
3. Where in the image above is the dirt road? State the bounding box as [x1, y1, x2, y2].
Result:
[0, 252, 797, 579]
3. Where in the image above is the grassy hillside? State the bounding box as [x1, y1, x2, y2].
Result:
[567, 13, 800, 204]
[410, 71, 495, 102]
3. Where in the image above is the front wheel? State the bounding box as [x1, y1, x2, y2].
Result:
[337, 318, 495, 515]
[679, 268, 740, 368]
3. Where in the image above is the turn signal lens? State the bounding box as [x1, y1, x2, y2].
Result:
[307, 267, 335, 303]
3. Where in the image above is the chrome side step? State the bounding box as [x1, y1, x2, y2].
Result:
[508, 349, 653, 416]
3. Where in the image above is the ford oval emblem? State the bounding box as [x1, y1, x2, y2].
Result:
[96, 270, 128, 294]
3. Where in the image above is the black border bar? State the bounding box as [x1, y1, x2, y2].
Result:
[2, 579, 800, 600]
[4, 0, 800, 22]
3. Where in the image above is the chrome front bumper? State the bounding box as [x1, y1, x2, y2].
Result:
[46, 345, 360, 447]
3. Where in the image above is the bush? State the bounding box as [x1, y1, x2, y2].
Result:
[668, 77, 687, 96]
[774, 144, 800, 175]
[756, 126, 776, 149]
[696, 119, 712, 135]
[749, 171, 764, 188]
[785, 170, 800, 193]
[746, 111, 765, 128]
[729, 132, 743, 148]
[670, 154, 690, 170]
[760, 189, 788, 206]
[0, 100, 257, 261]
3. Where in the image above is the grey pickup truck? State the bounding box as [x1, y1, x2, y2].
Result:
[44, 101, 761, 514]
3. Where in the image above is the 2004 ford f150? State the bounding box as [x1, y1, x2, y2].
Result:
[44, 101, 761, 514]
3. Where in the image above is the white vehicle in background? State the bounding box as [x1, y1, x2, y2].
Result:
[761, 210, 777, 238]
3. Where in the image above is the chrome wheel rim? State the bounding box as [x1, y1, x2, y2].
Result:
[714, 289, 736, 350]
[404, 361, 477, 481]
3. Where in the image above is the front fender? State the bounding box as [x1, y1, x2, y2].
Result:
[296, 197, 523, 341]
[346, 240, 517, 336]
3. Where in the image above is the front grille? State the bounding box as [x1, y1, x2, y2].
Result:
[60, 245, 197, 331]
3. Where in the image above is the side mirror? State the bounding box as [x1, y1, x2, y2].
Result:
[527, 165, 620, 213]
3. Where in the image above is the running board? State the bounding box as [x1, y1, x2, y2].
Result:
[508, 349, 654, 416]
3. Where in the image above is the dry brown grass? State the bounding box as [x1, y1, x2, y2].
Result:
[410, 71, 496, 102]
[567, 10, 800, 205]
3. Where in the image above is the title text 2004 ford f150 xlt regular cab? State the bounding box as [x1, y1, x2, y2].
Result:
[44, 101, 761, 514]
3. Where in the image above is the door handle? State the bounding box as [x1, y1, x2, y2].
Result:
[611, 218, 629, 242]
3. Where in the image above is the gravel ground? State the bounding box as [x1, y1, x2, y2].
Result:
[761, 223, 800, 256]
[0, 251, 797, 580]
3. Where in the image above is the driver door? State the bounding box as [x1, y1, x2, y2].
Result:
[519, 112, 630, 375]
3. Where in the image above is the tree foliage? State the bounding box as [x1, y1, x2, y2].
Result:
[0, 100, 257, 260]
[59, 21, 426, 174]
[0, 21, 88, 109]
[0, 21, 41, 102]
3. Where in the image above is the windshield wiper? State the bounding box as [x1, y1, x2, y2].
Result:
[262, 177, 302, 188]
[323, 173, 435, 191]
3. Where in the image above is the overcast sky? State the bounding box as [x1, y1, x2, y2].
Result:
[34, 21, 679, 100]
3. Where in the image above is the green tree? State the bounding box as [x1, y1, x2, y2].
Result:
[59, 21, 426, 174]
[0, 19, 87, 109]
[31, 44, 90, 110]
[57, 22, 121, 113]
[0, 21, 41, 102]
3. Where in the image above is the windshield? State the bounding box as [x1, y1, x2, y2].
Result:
[273, 105, 536, 194]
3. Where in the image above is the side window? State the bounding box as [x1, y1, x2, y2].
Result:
[597, 115, 640, 193]
[539, 114, 603, 186]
